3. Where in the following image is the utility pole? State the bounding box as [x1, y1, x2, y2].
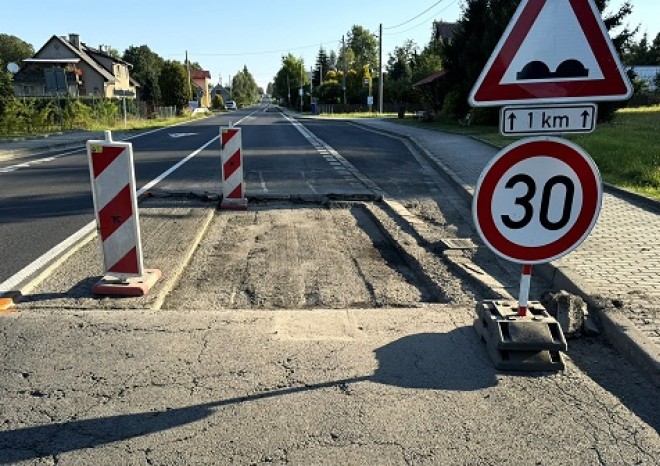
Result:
[378, 23, 384, 114]
[185, 50, 192, 101]
[300, 62, 303, 112]
[342, 35, 347, 105]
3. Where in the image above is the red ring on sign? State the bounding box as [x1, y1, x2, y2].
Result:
[475, 138, 600, 263]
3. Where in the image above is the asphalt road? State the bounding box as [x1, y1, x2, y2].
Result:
[0, 112, 222, 285]
[0, 105, 374, 285]
[1, 108, 658, 464]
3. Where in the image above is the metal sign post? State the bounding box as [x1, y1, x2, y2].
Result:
[468, 0, 631, 371]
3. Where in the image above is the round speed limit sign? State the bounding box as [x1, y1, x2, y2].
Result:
[473, 137, 602, 264]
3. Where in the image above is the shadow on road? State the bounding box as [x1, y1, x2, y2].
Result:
[0, 329, 497, 462]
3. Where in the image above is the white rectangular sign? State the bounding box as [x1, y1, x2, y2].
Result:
[500, 104, 597, 136]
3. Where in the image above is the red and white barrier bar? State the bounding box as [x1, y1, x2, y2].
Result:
[220, 126, 247, 210]
[86, 131, 160, 296]
[517, 264, 533, 316]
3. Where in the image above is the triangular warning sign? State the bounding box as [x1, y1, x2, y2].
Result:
[469, 0, 632, 106]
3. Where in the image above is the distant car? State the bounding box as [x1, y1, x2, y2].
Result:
[225, 100, 237, 110]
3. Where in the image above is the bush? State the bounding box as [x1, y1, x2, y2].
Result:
[470, 107, 499, 125]
[63, 99, 93, 129]
[440, 90, 461, 120]
[211, 94, 224, 110]
[94, 99, 120, 126]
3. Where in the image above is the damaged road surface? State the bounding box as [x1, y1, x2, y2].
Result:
[1, 110, 658, 464]
[164, 203, 481, 310]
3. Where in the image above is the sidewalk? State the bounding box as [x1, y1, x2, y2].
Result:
[350, 117, 660, 380]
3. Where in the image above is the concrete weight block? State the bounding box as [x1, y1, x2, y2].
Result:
[474, 300, 567, 371]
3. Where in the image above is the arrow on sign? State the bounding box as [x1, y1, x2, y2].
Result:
[507, 113, 517, 131]
[581, 110, 590, 127]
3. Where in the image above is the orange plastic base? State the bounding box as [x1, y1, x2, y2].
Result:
[92, 269, 162, 297]
[0, 292, 22, 312]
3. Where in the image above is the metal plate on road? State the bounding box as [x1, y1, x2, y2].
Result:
[473, 137, 602, 264]
[500, 104, 597, 136]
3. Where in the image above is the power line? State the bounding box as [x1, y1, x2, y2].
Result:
[383, 0, 447, 30]
[384, 0, 458, 37]
[187, 40, 338, 58]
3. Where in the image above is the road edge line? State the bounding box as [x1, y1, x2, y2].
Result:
[0, 128, 229, 311]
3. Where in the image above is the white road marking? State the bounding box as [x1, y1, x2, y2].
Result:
[301, 171, 318, 194]
[0, 111, 261, 294]
[259, 171, 268, 193]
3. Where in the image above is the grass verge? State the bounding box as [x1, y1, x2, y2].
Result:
[391, 106, 660, 200]
[0, 112, 213, 140]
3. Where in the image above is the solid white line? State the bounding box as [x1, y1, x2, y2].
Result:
[1, 111, 259, 293]
[136, 136, 219, 196]
[0, 221, 96, 292]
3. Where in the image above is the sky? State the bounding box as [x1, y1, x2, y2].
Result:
[3, 0, 659, 91]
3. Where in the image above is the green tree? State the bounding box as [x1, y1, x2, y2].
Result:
[0, 33, 34, 66]
[0, 70, 13, 102]
[624, 32, 660, 65]
[122, 45, 165, 107]
[314, 47, 331, 87]
[0, 34, 34, 107]
[316, 80, 342, 104]
[159, 60, 191, 113]
[211, 93, 224, 110]
[347, 25, 378, 71]
[651, 32, 660, 65]
[328, 50, 338, 70]
[273, 54, 306, 107]
[104, 46, 121, 60]
[598, 0, 636, 54]
[411, 39, 446, 112]
[442, 0, 520, 120]
[387, 40, 418, 81]
[232, 65, 259, 107]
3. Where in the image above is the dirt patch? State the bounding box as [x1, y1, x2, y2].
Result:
[163, 203, 438, 310]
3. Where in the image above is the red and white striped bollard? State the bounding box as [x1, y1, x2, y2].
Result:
[220, 125, 247, 210]
[86, 131, 161, 296]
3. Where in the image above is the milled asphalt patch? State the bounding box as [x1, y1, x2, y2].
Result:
[13, 197, 216, 311]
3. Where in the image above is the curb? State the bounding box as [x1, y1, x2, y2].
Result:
[534, 262, 660, 387]
[0, 140, 88, 162]
[349, 119, 660, 385]
[151, 206, 217, 310]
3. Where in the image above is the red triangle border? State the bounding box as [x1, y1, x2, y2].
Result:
[469, 0, 632, 106]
